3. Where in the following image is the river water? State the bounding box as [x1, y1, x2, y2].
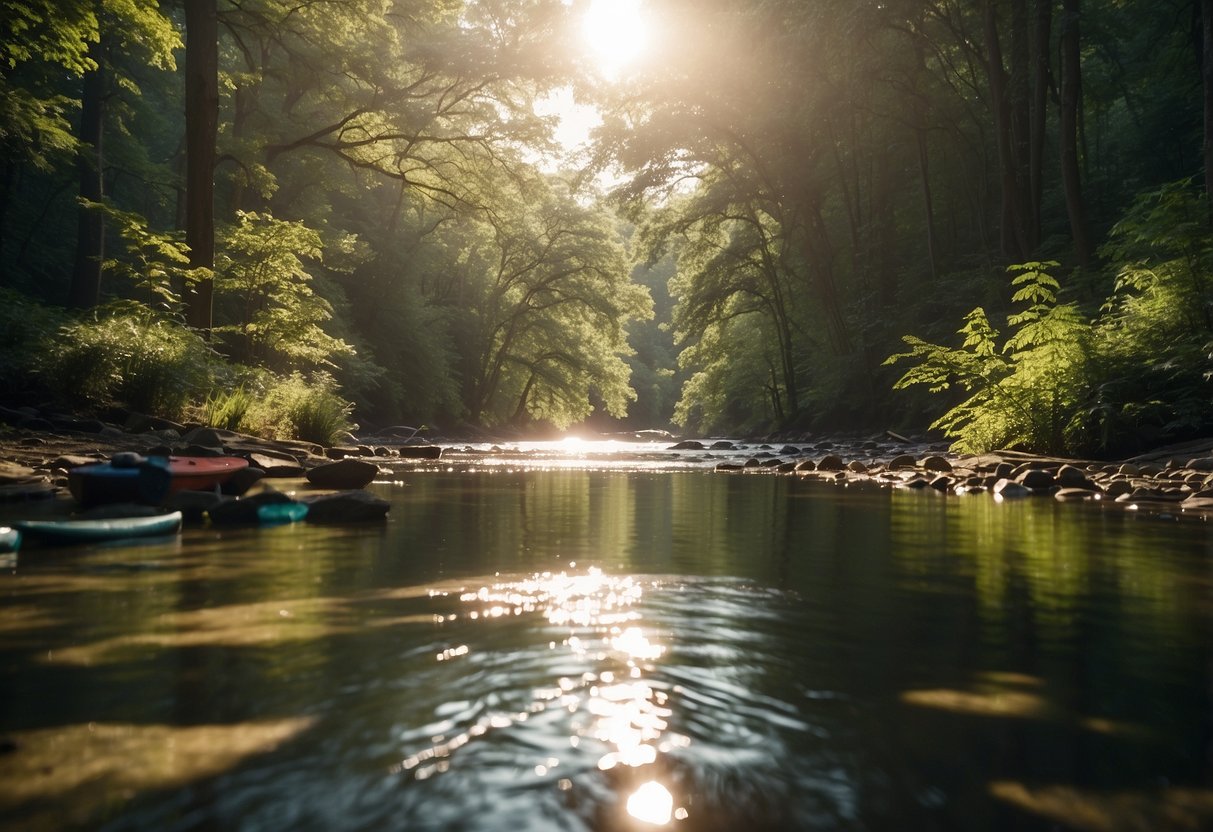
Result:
[2, 451, 1213, 831]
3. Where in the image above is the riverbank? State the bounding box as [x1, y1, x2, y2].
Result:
[1, 407, 1212, 519]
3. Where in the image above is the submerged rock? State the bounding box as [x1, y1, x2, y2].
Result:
[208, 490, 299, 526]
[301, 490, 389, 523]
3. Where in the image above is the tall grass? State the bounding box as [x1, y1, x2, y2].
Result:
[40, 303, 216, 418]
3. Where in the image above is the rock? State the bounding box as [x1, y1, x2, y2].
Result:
[780, 446, 802, 455]
[1181, 496, 1213, 511]
[300, 490, 390, 523]
[847, 460, 868, 473]
[929, 474, 953, 491]
[180, 443, 225, 457]
[669, 440, 705, 451]
[241, 453, 305, 478]
[903, 477, 930, 489]
[163, 490, 225, 524]
[777, 462, 798, 473]
[1103, 480, 1134, 498]
[994, 462, 1015, 479]
[306, 458, 380, 489]
[922, 455, 952, 472]
[1016, 469, 1055, 489]
[0, 461, 39, 484]
[1055, 464, 1092, 488]
[1117, 463, 1141, 476]
[222, 466, 265, 496]
[794, 459, 816, 472]
[817, 454, 845, 471]
[47, 454, 102, 471]
[208, 490, 300, 526]
[994, 478, 1030, 498]
[743, 458, 761, 468]
[1186, 457, 1213, 472]
[1137, 463, 1164, 476]
[1055, 487, 1098, 502]
[889, 454, 917, 470]
[760, 458, 783, 468]
[180, 426, 228, 448]
[715, 463, 744, 471]
[710, 441, 736, 450]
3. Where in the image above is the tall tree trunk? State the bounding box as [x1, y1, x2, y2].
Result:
[1059, 0, 1091, 266]
[69, 42, 105, 309]
[1203, 0, 1213, 217]
[916, 127, 939, 281]
[184, 0, 219, 332]
[1009, 0, 1034, 248]
[984, 0, 1029, 261]
[1029, 0, 1053, 249]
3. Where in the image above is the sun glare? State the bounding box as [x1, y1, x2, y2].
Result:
[581, 0, 650, 78]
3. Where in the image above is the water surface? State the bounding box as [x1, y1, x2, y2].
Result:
[2, 469, 1212, 831]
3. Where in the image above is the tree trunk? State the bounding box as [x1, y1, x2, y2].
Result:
[916, 127, 939, 281]
[1203, 0, 1213, 216]
[1029, 0, 1053, 249]
[984, 0, 1029, 261]
[1059, 0, 1091, 266]
[69, 43, 105, 309]
[184, 0, 219, 332]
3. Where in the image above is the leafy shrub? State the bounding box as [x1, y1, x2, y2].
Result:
[242, 371, 356, 446]
[886, 262, 1095, 454]
[40, 303, 217, 418]
[0, 288, 67, 391]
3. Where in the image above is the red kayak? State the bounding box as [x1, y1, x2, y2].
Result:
[69, 455, 250, 506]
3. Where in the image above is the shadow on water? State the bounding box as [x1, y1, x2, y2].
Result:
[1, 472, 1212, 830]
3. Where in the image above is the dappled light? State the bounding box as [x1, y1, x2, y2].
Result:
[989, 781, 1213, 831]
[0, 719, 315, 831]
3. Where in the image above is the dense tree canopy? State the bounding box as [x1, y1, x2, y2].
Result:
[1, 0, 1210, 450]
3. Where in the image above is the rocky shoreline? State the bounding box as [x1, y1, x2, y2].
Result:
[2, 403, 1213, 521]
[700, 436, 1213, 518]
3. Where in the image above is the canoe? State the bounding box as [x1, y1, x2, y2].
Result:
[15, 511, 183, 544]
[69, 455, 250, 506]
[0, 526, 21, 553]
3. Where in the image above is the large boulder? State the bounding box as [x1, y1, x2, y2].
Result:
[306, 458, 380, 489]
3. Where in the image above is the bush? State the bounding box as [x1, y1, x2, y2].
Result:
[40, 303, 217, 418]
[0, 288, 67, 392]
[241, 371, 356, 445]
[886, 262, 1096, 455]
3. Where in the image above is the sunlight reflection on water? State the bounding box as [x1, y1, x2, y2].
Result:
[395, 568, 691, 825]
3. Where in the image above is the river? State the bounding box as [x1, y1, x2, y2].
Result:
[2, 452, 1212, 830]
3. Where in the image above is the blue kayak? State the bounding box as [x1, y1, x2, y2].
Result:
[15, 511, 183, 544]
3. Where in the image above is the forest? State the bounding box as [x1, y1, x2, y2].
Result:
[1, 0, 1211, 456]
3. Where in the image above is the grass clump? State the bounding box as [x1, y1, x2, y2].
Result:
[40, 303, 216, 418]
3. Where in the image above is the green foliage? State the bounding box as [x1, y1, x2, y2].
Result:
[244, 371, 356, 446]
[202, 385, 256, 432]
[1087, 183, 1213, 450]
[887, 262, 1095, 454]
[88, 200, 201, 313]
[40, 303, 218, 418]
[215, 211, 355, 371]
[0, 287, 68, 389]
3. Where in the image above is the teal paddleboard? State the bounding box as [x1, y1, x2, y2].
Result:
[0, 526, 21, 553]
[15, 511, 183, 544]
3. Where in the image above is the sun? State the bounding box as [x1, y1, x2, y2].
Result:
[581, 0, 650, 79]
